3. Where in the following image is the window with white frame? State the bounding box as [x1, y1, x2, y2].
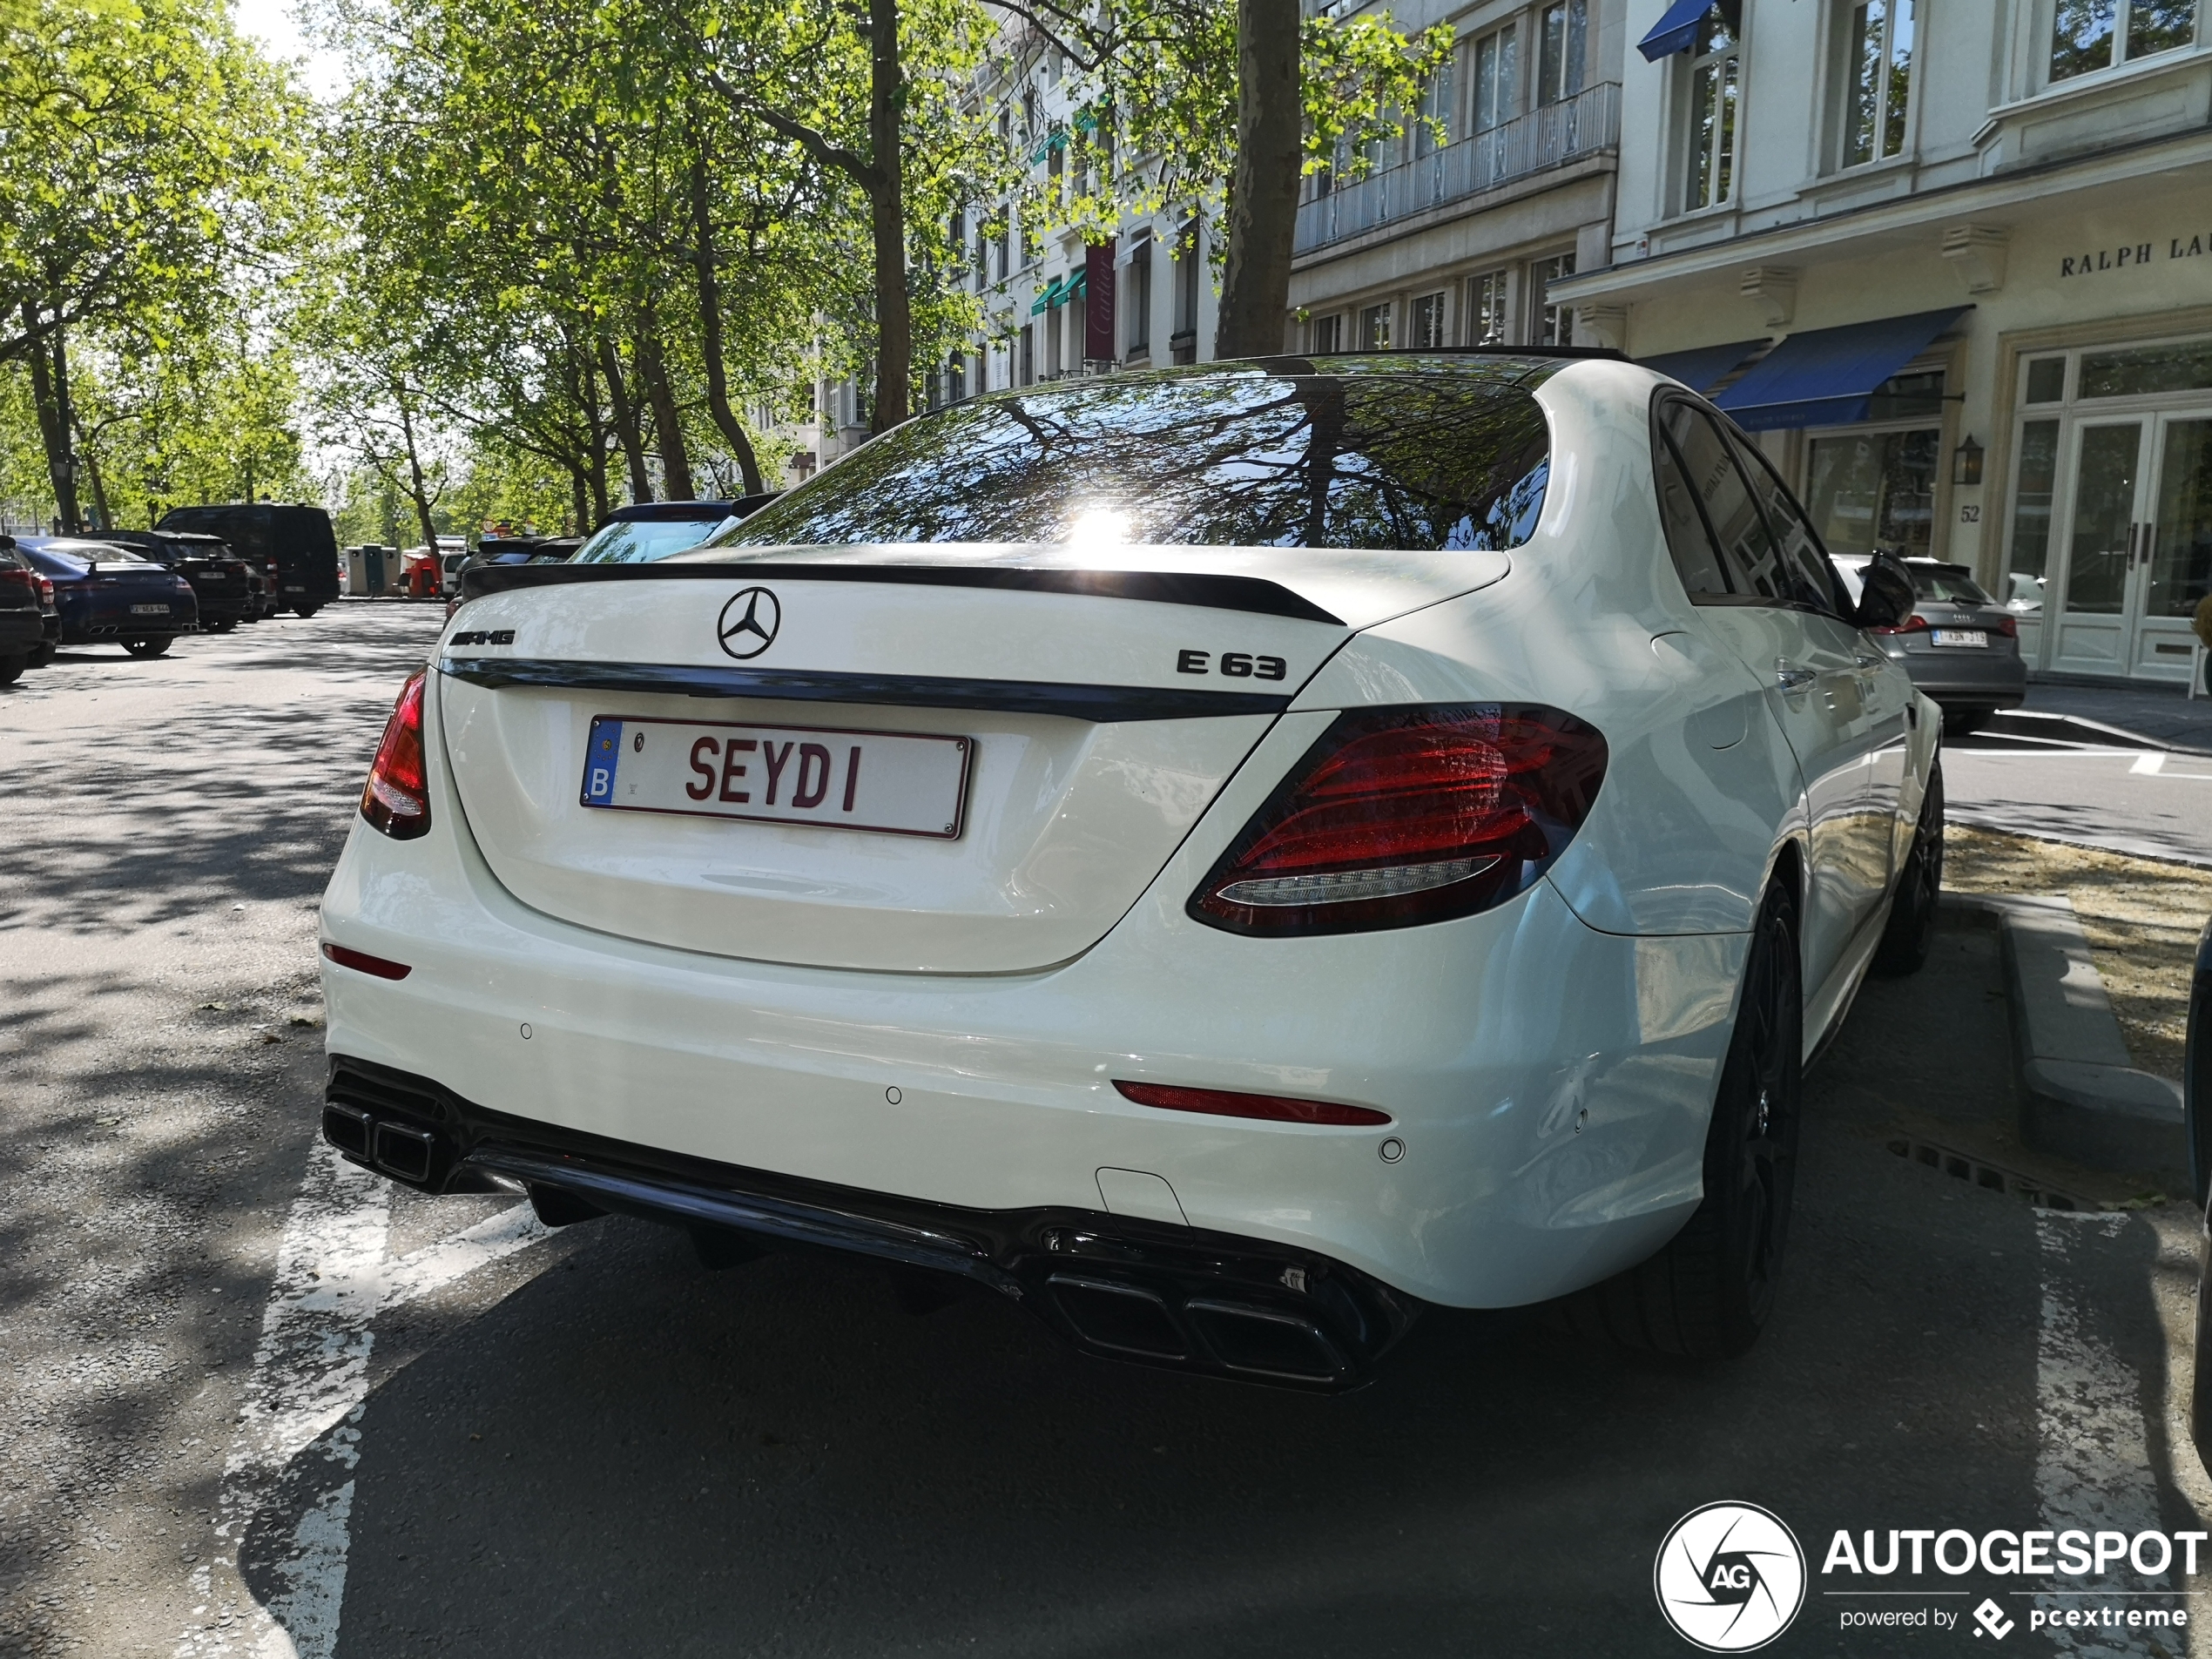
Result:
[1415, 59, 1453, 156]
[1359, 302, 1393, 351]
[1467, 269, 1509, 345]
[1411, 292, 1447, 349]
[2051, 0, 2198, 83]
[1532, 254, 1575, 346]
[1683, 2, 1743, 212]
[1840, 0, 1914, 166]
[1471, 24, 1520, 132]
[1537, 0, 1589, 105]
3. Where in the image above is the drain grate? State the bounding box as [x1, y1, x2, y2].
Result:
[1885, 1137, 2100, 1212]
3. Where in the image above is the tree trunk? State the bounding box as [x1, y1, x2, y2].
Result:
[687, 154, 767, 496]
[636, 325, 695, 500]
[1214, 0, 1302, 361]
[24, 306, 81, 531]
[866, 0, 911, 434]
[76, 433, 113, 530]
[597, 336, 654, 503]
[395, 394, 441, 551]
[568, 464, 590, 536]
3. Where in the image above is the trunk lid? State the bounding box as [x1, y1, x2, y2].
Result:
[436, 546, 1507, 973]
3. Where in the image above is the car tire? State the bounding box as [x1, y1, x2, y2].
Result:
[293, 604, 320, 619]
[1556, 880, 1803, 1359]
[27, 642, 54, 667]
[1871, 760, 1945, 979]
[1944, 705, 1992, 737]
[209, 617, 238, 634]
[0, 653, 23, 686]
[122, 637, 172, 658]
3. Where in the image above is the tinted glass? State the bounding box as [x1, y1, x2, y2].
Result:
[23, 543, 154, 570]
[714, 363, 1556, 552]
[1659, 401, 1793, 603]
[1905, 563, 1993, 604]
[1729, 435, 1845, 615]
[1652, 425, 1730, 597]
[573, 516, 736, 564]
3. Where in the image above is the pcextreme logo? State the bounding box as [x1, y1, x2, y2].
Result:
[1655, 1501, 1808, 1652]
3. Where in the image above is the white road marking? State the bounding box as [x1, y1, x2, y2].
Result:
[2130, 752, 2168, 776]
[2036, 1211, 2169, 1659]
[175, 1141, 553, 1658]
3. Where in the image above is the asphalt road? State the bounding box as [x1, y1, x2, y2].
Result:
[1946, 744, 2212, 866]
[4, 604, 2212, 1658]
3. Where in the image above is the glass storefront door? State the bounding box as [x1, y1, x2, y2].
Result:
[2006, 338, 2212, 681]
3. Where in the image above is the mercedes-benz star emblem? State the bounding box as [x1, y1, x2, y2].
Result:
[717, 586, 780, 659]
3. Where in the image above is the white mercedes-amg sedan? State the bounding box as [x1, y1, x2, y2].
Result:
[318, 352, 1942, 1389]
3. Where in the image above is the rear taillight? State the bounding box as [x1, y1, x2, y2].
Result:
[1872, 613, 1930, 635]
[0, 568, 32, 597]
[361, 670, 431, 840]
[37, 577, 53, 604]
[1993, 614, 2018, 637]
[1190, 704, 1608, 936]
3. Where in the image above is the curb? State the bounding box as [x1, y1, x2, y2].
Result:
[1956, 894, 2187, 1190]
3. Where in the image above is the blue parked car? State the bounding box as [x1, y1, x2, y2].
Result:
[17, 536, 199, 657]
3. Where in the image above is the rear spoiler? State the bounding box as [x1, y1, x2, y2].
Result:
[457, 558, 1345, 625]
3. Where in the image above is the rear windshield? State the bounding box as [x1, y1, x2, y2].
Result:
[22, 544, 155, 571]
[711, 362, 1556, 553]
[1907, 563, 1993, 604]
[574, 516, 738, 564]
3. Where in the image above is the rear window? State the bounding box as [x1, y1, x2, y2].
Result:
[1907, 563, 1993, 604]
[574, 516, 737, 564]
[711, 362, 1556, 552]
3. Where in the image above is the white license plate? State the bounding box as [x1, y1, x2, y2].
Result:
[1931, 629, 1987, 647]
[129, 604, 168, 616]
[580, 716, 970, 839]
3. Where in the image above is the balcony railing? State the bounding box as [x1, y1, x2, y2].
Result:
[1294, 81, 1622, 256]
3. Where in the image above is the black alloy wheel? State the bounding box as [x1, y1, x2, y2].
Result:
[1556, 881, 1804, 1359]
[292, 604, 320, 619]
[1872, 759, 1945, 978]
[122, 637, 172, 658]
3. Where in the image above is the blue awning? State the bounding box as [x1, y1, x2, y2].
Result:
[1638, 0, 1718, 60]
[1713, 307, 1970, 431]
[1639, 338, 1764, 394]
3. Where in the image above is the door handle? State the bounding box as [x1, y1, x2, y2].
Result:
[2141, 523, 2157, 567]
[1775, 662, 1817, 691]
[2126, 522, 2142, 564]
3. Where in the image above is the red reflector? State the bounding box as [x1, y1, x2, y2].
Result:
[1114, 1081, 1390, 1127]
[321, 942, 412, 980]
[1190, 704, 1607, 936]
[361, 670, 431, 840]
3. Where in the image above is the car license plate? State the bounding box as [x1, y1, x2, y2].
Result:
[579, 716, 971, 839]
[129, 604, 168, 616]
[1931, 629, 1988, 647]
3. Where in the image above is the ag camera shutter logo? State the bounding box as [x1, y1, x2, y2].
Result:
[1655, 1501, 1807, 1651]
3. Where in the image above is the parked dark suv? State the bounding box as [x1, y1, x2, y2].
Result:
[156, 504, 340, 617]
[94, 529, 257, 632]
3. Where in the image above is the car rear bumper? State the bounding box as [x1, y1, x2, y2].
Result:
[324, 1053, 1419, 1389]
[1892, 646, 2028, 705]
[0, 610, 41, 653]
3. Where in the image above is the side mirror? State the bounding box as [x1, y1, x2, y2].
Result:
[1854, 551, 1916, 631]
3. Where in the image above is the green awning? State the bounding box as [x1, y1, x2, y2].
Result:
[1029, 276, 1063, 314]
[1058, 269, 1087, 305]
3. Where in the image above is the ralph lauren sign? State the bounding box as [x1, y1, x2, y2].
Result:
[2061, 233, 2212, 278]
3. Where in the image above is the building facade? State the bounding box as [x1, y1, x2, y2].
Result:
[1555, 0, 2212, 685]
